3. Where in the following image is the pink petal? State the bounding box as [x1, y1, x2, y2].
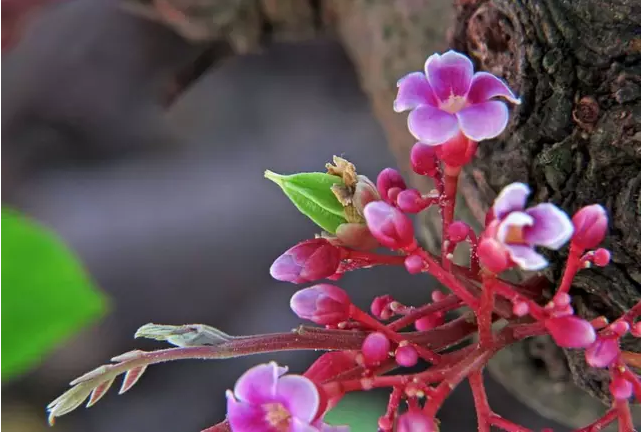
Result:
[496, 211, 534, 243]
[234, 362, 287, 404]
[456, 101, 509, 141]
[505, 244, 548, 270]
[425, 50, 474, 102]
[524, 203, 574, 249]
[467, 72, 521, 105]
[545, 316, 596, 348]
[275, 375, 320, 423]
[290, 418, 320, 432]
[226, 391, 272, 432]
[585, 337, 619, 368]
[314, 421, 351, 432]
[492, 182, 530, 219]
[407, 105, 458, 145]
[394, 72, 439, 112]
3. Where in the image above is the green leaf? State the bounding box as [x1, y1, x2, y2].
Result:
[1, 208, 107, 380]
[265, 170, 347, 234]
[324, 392, 384, 431]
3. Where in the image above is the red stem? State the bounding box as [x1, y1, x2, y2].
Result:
[469, 370, 491, 431]
[615, 399, 634, 431]
[479, 273, 496, 347]
[441, 166, 460, 270]
[488, 414, 532, 432]
[556, 243, 584, 294]
[388, 294, 463, 331]
[574, 408, 618, 431]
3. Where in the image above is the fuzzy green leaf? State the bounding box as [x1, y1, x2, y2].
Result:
[265, 170, 347, 234]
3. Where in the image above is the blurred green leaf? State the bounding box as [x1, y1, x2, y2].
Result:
[324, 392, 385, 432]
[264, 170, 347, 234]
[1, 208, 107, 380]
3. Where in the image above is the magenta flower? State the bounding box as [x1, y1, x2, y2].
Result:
[487, 182, 573, 270]
[394, 50, 521, 145]
[226, 362, 345, 432]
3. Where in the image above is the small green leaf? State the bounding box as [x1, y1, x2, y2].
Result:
[1, 208, 107, 380]
[265, 170, 347, 234]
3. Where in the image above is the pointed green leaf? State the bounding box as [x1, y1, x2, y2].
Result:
[265, 170, 347, 234]
[1, 208, 107, 380]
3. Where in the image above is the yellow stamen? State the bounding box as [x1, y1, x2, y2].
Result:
[504, 225, 526, 244]
[263, 403, 291, 431]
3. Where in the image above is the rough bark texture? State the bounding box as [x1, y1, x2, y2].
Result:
[118, 0, 640, 425]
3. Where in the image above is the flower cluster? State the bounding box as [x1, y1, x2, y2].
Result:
[47, 50, 640, 433]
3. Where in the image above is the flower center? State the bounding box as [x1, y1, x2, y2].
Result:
[263, 402, 291, 431]
[504, 225, 526, 245]
[439, 94, 467, 114]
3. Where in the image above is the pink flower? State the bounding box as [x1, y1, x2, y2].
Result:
[485, 182, 573, 271]
[290, 284, 352, 325]
[226, 362, 346, 432]
[270, 239, 342, 284]
[363, 201, 415, 250]
[396, 411, 437, 432]
[394, 50, 520, 145]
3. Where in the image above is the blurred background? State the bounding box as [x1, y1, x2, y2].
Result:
[2, 0, 568, 431]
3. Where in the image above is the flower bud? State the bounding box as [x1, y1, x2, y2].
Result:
[370, 295, 394, 319]
[270, 239, 342, 284]
[447, 221, 470, 243]
[404, 254, 423, 274]
[544, 315, 596, 348]
[571, 205, 608, 250]
[610, 377, 633, 401]
[512, 301, 529, 317]
[364, 201, 415, 250]
[477, 237, 510, 273]
[376, 168, 407, 204]
[335, 223, 379, 251]
[585, 336, 619, 368]
[593, 248, 611, 267]
[415, 313, 444, 331]
[434, 131, 478, 168]
[410, 143, 439, 177]
[361, 332, 391, 365]
[395, 345, 418, 367]
[632, 322, 641, 338]
[290, 284, 351, 325]
[397, 189, 426, 213]
[397, 411, 437, 432]
[353, 175, 380, 217]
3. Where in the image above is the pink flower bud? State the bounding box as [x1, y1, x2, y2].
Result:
[447, 221, 470, 243]
[571, 205, 608, 250]
[431, 291, 446, 302]
[552, 292, 571, 309]
[544, 315, 596, 348]
[335, 223, 379, 251]
[395, 345, 418, 367]
[371, 295, 394, 319]
[610, 320, 629, 337]
[610, 377, 633, 400]
[477, 237, 510, 273]
[361, 332, 391, 365]
[512, 301, 530, 317]
[397, 189, 425, 213]
[632, 322, 641, 338]
[353, 175, 380, 217]
[593, 248, 611, 267]
[290, 284, 351, 325]
[410, 143, 439, 177]
[404, 254, 423, 274]
[434, 131, 478, 168]
[397, 411, 437, 432]
[415, 313, 444, 331]
[270, 239, 342, 284]
[376, 168, 407, 204]
[585, 336, 619, 368]
[364, 201, 415, 250]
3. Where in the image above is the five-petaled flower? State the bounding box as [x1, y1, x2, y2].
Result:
[482, 182, 574, 271]
[226, 362, 346, 432]
[394, 50, 521, 145]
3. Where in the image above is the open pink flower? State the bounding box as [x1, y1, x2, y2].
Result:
[226, 362, 346, 432]
[394, 50, 520, 145]
[485, 182, 573, 270]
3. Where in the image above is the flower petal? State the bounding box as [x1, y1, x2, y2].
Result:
[314, 421, 351, 432]
[425, 50, 474, 102]
[456, 101, 509, 141]
[505, 244, 549, 270]
[497, 211, 534, 244]
[407, 105, 458, 145]
[493, 182, 530, 219]
[275, 375, 320, 423]
[524, 203, 574, 249]
[467, 72, 521, 105]
[394, 72, 439, 112]
[226, 391, 272, 432]
[234, 362, 287, 404]
[290, 418, 320, 432]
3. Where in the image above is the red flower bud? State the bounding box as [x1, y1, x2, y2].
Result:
[477, 237, 510, 273]
[545, 315, 596, 348]
[353, 175, 380, 217]
[290, 284, 351, 325]
[361, 332, 391, 365]
[376, 168, 407, 204]
[610, 377, 633, 400]
[371, 295, 394, 319]
[404, 254, 423, 274]
[585, 336, 619, 368]
[397, 411, 437, 432]
[397, 189, 426, 213]
[410, 143, 439, 177]
[395, 345, 418, 367]
[270, 239, 342, 284]
[593, 248, 611, 267]
[571, 205, 608, 250]
[447, 221, 470, 243]
[433, 131, 478, 168]
[414, 313, 444, 331]
[632, 322, 641, 338]
[364, 201, 415, 250]
[335, 223, 379, 251]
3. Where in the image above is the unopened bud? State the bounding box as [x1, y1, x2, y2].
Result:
[585, 336, 619, 368]
[610, 377, 633, 401]
[335, 223, 379, 251]
[477, 237, 510, 273]
[512, 301, 530, 317]
[364, 201, 415, 250]
[376, 168, 407, 205]
[395, 345, 418, 367]
[397, 189, 426, 213]
[371, 295, 394, 319]
[447, 221, 470, 243]
[290, 284, 351, 325]
[353, 175, 380, 217]
[571, 205, 608, 250]
[433, 131, 478, 168]
[397, 411, 437, 432]
[545, 315, 596, 349]
[404, 254, 423, 274]
[410, 142, 439, 178]
[361, 332, 391, 365]
[593, 248, 611, 267]
[270, 239, 342, 284]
